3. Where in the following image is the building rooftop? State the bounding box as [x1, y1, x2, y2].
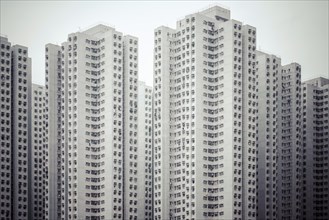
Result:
[82, 24, 115, 36]
[199, 5, 231, 21]
[303, 77, 329, 87]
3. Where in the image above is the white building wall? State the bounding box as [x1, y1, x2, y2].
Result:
[60, 41, 69, 220]
[0, 37, 32, 220]
[278, 63, 302, 220]
[241, 24, 258, 219]
[0, 38, 32, 220]
[123, 35, 139, 220]
[153, 6, 258, 220]
[256, 51, 281, 220]
[153, 25, 174, 220]
[54, 24, 147, 220]
[45, 43, 62, 220]
[60, 26, 124, 219]
[31, 84, 47, 220]
[0, 36, 12, 220]
[137, 81, 153, 220]
[12, 44, 32, 220]
[302, 77, 329, 220]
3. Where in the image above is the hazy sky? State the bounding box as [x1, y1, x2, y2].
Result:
[1, 1, 328, 86]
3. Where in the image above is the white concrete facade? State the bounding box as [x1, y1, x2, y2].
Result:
[45, 43, 62, 220]
[60, 25, 125, 220]
[277, 63, 303, 220]
[52, 24, 150, 220]
[137, 81, 153, 220]
[31, 84, 47, 220]
[256, 51, 281, 220]
[153, 6, 258, 220]
[302, 77, 329, 220]
[122, 35, 140, 220]
[0, 36, 13, 220]
[0, 36, 32, 220]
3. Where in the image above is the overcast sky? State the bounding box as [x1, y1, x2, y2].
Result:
[1, 1, 328, 86]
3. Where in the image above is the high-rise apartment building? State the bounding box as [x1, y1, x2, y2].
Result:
[153, 6, 258, 220]
[0, 36, 12, 220]
[137, 81, 153, 220]
[45, 43, 62, 220]
[256, 51, 305, 220]
[0, 36, 32, 220]
[122, 34, 140, 220]
[277, 63, 303, 220]
[302, 77, 329, 220]
[256, 51, 281, 220]
[47, 24, 150, 220]
[31, 83, 47, 220]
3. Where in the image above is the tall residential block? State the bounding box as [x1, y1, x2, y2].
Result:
[31, 84, 47, 219]
[137, 81, 153, 220]
[47, 24, 151, 220]
[0, 36, 12, 220]
[277, 63, 302, 220]
[256, 51, 281, 220]
[153, 6, 258, 220]
[122, 34, 140, 219]
[0, 36, 32, 220]
[302, 77, 329, 220]
[45, 43, 62, 220]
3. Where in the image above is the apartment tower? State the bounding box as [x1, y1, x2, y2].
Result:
[153, 6, 258, 220]
[48, 24, 151, 220]
[137, 81, 153, 220]
[31, 84, 47, 219]
[122, 34, 140, 219]
[256, 51, 281, 220]
[302, 77, 329, 220]
[0, 36, 32, 220]
[277, 63, 303, 220]
[45, 43, 62, 220]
